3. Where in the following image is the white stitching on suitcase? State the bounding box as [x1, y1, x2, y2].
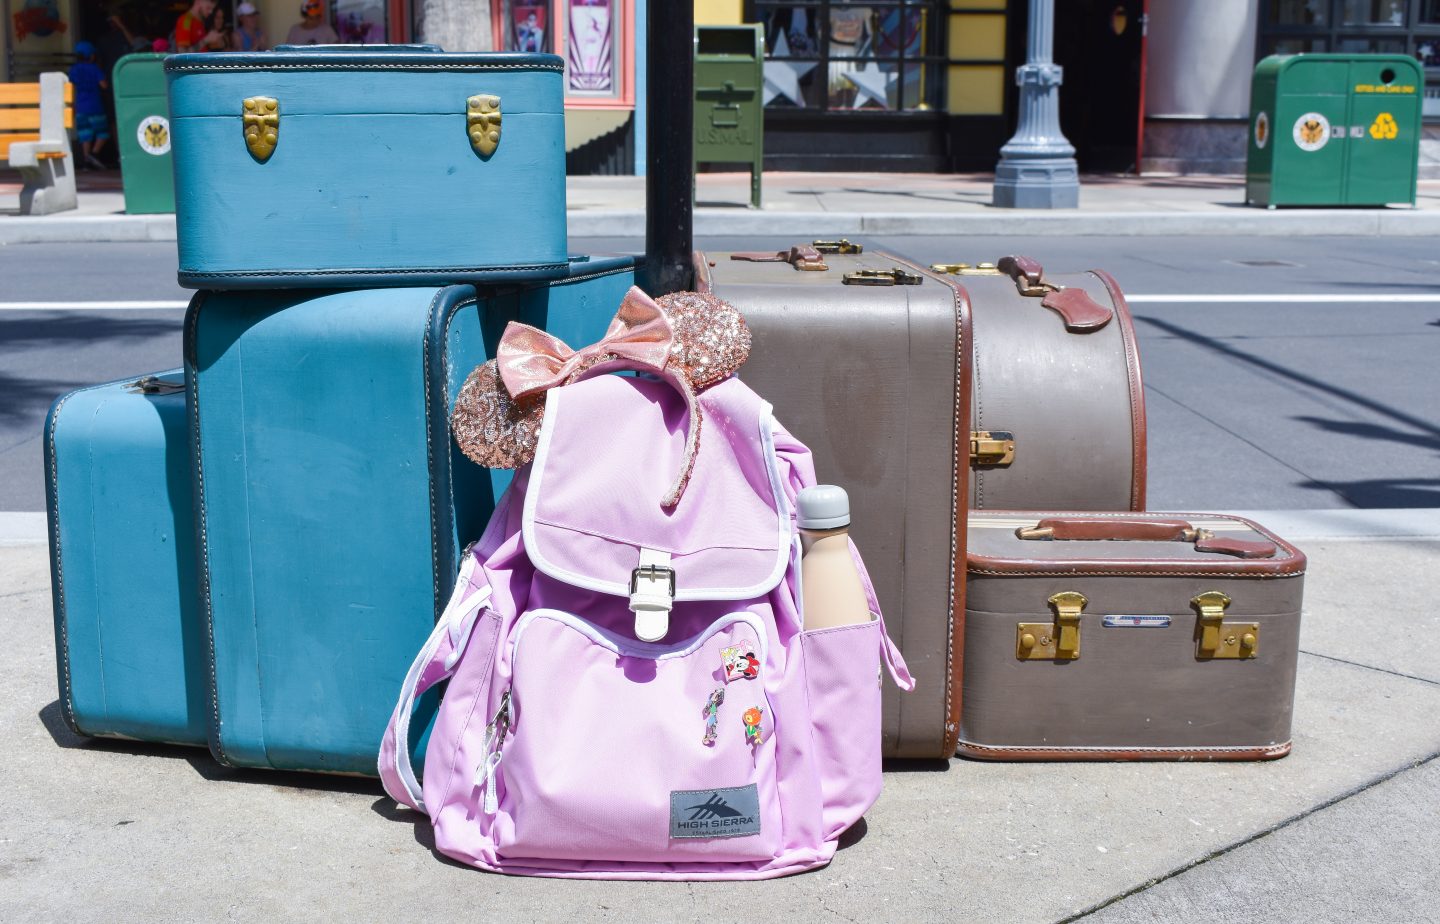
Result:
[166, 62, 564, 73]
[181, 264, 567, 279]
[185, 292, 230, 766]
[47, 381, 113, 735]
[957, 740, 1291, 756]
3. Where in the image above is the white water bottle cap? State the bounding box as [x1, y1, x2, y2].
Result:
[797, 484, 851, 530]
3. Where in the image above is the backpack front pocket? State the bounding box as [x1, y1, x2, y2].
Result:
[484, 609, 781, 864]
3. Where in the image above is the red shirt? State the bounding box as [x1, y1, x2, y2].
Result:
[175, 12, 207, 51]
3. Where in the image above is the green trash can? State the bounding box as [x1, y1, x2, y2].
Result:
[1246, 54, 1422, 208]
[694, 25, 764, 208]
[114, 53, 176, 215]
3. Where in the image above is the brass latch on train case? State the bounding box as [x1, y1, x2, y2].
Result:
[1192, 591, 1259, 660]
[970, 430, 1016, 466]
[1017, 591, 1085, 661]
[812, 239, 863, 254]
[841, 268, 922, 286]
[929, 262, 1001, 275]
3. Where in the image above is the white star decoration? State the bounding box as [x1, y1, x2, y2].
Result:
[762, 29, 817, 107]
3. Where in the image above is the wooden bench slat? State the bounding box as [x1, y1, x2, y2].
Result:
[0, 84, 42, 104]
[0, 110, 43, 130]
[0, 133, 42, 158]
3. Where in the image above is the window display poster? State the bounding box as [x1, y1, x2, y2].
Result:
[568, 0, 613, 92]
[335, 0, 386, 42]
[511, 4, 548, 52]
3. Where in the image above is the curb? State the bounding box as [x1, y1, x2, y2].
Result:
[567, 208, 1440, 237]
[4, 208, 1439, 244]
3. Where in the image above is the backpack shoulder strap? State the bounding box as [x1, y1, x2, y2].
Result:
[378, 550, 492, 813]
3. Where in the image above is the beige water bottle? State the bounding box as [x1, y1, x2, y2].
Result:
[797, 485, 873, 629]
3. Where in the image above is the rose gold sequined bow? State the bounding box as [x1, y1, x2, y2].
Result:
[498, 290, 675, 401]
[450, 287, 752, 509]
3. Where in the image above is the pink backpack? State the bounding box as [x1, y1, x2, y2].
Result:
[378, 288, 913, 879]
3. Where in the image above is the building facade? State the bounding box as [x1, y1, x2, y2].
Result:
[4, 0, 1436, 174]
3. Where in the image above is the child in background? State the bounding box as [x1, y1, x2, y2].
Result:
[68, 41, 111, 170]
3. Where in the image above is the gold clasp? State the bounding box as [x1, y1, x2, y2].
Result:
[929, 262, 1002, 276]
[1192, 591, 1259, 660]
[1017, 591, 1086, 661]
[841, 268, 923, 286]
[970, 430, 1016, 466]
[813, 239, 863, 254]
[467, 94, 502, 157]
[242, 97, 279, 163]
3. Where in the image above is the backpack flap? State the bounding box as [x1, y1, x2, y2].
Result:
[522, 373, 791, 641]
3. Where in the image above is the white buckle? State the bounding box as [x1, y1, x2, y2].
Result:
[629, 556, 675, 642]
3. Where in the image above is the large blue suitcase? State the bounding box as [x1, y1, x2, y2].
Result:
[166, 46, 567, 289]
[186, 256, 636, 773]
[44, 372, 209, 746]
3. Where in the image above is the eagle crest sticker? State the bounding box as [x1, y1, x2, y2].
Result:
[1293, 112, 1329, 152]
[136, 115, 170, 156]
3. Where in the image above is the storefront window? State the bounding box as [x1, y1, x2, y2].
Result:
[335, 0, 389, 42]
[1269, 0, 1328, 25]
[503, 2, 553, 52]
[753, 0, 943, 112]
[1341, 0, 1408, 24]
[1259, 0, 1440, 118]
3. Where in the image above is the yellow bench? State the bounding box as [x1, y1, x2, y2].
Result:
[1, 73, 76, 214]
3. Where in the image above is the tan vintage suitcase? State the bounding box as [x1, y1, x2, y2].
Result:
[960, 511, 1306, 761]
[694, 245, 1146, 757]
[928, 255, 1146, 511]
[695, 245, 970, 758]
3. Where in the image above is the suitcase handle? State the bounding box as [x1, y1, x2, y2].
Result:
[997, 255, 1113, 334]
[729, 245, 827, 271]
[1017, 517, 1277, 559]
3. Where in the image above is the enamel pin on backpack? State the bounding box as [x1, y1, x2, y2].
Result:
[379, 287, 913, 879]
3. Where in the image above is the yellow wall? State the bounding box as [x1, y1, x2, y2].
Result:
[694, 0, 743, 26]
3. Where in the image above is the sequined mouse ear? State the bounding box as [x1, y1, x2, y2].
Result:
[451, 359, 545, 469]
[654, 291, 752, 391]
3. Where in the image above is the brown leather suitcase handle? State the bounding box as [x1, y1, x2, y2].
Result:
[997, 254, 1113, 334]
[729, 245, 827, 271]
[1017, 517, 1278, 559]
[1022, 516, 1192, 542]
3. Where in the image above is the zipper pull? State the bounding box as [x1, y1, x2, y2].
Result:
[474, 689, 511, 814]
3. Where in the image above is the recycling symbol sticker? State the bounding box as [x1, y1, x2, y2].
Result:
[1368, 112, 1398, 140]
[136, 115, 171, 156]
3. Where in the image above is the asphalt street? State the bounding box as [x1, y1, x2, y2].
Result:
[2, 235, 1437, 513]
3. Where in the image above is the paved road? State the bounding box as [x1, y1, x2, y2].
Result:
[3, 236, 1437, 512]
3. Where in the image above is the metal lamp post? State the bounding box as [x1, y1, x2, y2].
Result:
[992, 0, 1079, 209]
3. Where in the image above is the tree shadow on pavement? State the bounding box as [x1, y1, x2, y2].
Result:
[1297, 477, 1440, 508]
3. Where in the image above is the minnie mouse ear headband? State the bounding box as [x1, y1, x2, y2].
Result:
[450, 286, 751, 507]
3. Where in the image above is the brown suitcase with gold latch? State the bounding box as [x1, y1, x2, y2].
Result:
[693, 243, 1147, 758]
[960, 511, 1305, 760]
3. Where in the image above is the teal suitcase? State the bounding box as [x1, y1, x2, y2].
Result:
[186, 256, 636, 773]
[166, 46, 567, 289]
[45, 372, 209, 746]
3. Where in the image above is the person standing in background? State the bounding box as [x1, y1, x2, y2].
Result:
[203, 3, 233, 51]
[68, 41, 111, 170]
[174, 0, 223, 52]
[235, 3, 270, 50]
[286, 0, 338, 45]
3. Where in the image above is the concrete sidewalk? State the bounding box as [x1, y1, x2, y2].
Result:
[2, 516, 1437, 922]
[3, 171, 1440, 244]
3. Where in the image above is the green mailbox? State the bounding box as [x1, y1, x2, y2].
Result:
[694, 25, 763, 208]
[1247, 54, 1422, 208]
[114, 53, 175, 215]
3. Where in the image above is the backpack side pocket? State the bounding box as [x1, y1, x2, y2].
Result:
[802, 620, 884, 839]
